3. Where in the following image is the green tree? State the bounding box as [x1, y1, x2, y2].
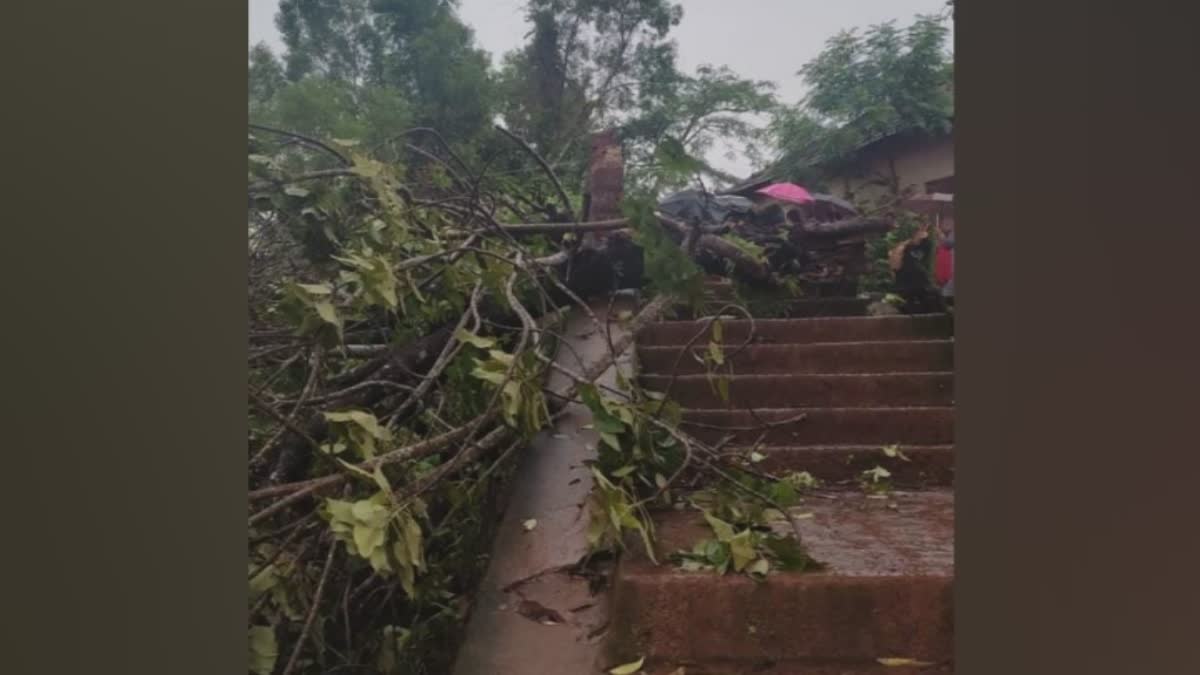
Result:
[272, 0, 495, 141]
[496, 1, 775, 194]
[498, 0, 682, 150]
[249, 43, 287, 116]
[622, 64, 776, 191]
[769, 12, 953, 189]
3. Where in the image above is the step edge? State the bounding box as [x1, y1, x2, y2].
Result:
[638, 339, 955, 351]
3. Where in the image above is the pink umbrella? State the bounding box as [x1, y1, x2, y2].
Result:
[755, 182, 814, 205]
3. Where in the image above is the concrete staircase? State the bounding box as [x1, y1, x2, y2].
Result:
[606, 288, 955, 674]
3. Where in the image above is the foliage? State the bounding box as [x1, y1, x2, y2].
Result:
[672, 466, 823, 577]
[248, 125, 568, 674]
[495, 0, 775, 193]
[498, 0, 683, 148]
[769, 12, 953, 189]
[624, 196, 703, 304]
[274, 0, 495, 140]
[861, 208, 931, 293]
[622, 64, 777, 192]
[574, 309, 821, 581]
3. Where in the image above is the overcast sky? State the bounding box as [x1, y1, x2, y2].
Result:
[249, 0, 951, 177]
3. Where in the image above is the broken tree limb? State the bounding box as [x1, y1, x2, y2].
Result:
[499, 218, 631, 235]
[656, 213, 777, 285]
[797, 217, 892, 240]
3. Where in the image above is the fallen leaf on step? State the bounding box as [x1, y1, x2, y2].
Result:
[608, 656, 645, 674]
[517, 599, 566, 625]
[522, 519, 537, 532]
[877, 657, 934, 667]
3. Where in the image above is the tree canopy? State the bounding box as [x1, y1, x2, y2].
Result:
[250, 0, 778, 195]
[769, 11, 954, 188]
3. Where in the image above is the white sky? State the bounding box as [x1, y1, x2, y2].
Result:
[249, 0, 951, 177]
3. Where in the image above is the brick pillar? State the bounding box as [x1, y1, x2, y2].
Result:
[584, 129, 624, 237]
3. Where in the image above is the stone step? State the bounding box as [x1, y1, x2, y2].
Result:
[640, 373, 954, 408]
[678, 297, 870, 319]
[679, 407, 955, 446]
[638, 314, 953, 347]
[641, 664, 951, 675]
[638, 340, 954, 376]
[608, 490, 954, 672]
[735, 445, 954, 486]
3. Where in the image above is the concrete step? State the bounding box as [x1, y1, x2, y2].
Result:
[638, 340, 954, 376]
[733, 445, 954, 486]
[608, 490, 954, 672]
[640, 373, 954, 408]
[638, 314, 953, 347]
[679, 408, 955, 446]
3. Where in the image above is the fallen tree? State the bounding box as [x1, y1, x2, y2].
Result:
[247, 125, 891, 674]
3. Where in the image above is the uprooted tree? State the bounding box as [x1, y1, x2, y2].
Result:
[247, 123, 892, 674]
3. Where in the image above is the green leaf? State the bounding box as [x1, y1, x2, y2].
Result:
[487, 349, 515, 366]
[324, 410, 390, 440]
[248, 626, 278, 675]
[283, 185, 311, 198]
[712, 318, 724, 344]
[296, 282, 332, 296]
[595, 416, 626, 434]
[454, 328, 496, 349]
[313, 299, 341, 328]
[324, 498, 356, 524]
[353, 523, 386, 557]
[368, 467, 390, 493]
[248, 565, 278, 596]
[729, 530, 757, 572]
[764, 535, 814, 572]
[403, 515, 424, 569]
[612, 465, 638, 478]
[703, 511, 736, 543]
[335, 458, 377, 483]
[351, 500, 388, 527]
[748, 558, 771, 578]
[768, 479, 798, 507]
[708, 340, 724, 366]
[320, 441, 348, 456]
[863, 465, 892, 483]
[609, 656, 645, 675]
[599, 432, 623, 451]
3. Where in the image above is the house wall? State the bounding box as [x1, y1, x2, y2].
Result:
[832, 135, 954, 203]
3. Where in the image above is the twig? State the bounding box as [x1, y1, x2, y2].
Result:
[495, 125, 577, 223]
[249, 123, 351, 167]
[281, 542, 338, 675]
